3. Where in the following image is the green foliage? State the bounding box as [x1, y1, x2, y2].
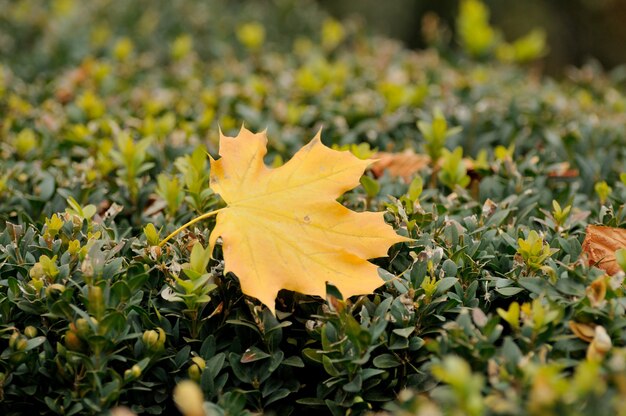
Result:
[458, 0, 547, 62]
[417, 108, 461, 162]
[438, 147, 471, 190]
[595, 180, 613, 205]
[13, 128, 37, 158]
[431, 356, 484, 416]
[143, 223, 160, 247]
[551, 200, 572, 228]
[517, 230, 558, 272]
[2, 0, 626, 415]
[156, 174, 184, 217]
[457, 0, 497, 57]
[111, 134, 154, 202]
[497, 29, 548, 63]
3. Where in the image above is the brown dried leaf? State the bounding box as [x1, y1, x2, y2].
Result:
[587, 326, 612, 361]
[547, 162, 579, 179]
[581, 225, 626, 275]
[586, 275, 607, 308]
[569, 321, 595, 342]
[370, 151, 481, 183]
[370, 150, 431, 183]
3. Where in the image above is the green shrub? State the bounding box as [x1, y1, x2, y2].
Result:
[2, 0, 626, 415]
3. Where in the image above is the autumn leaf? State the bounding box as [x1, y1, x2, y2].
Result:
[581, 225, 626, 275]
[569, 321, 595, 342]
[586, 275, 607, 308]
[163, 127, 410, 313]
[547, 162, 579, 179]
[370, 150, 480, 183]
[370, 150, 431, 183]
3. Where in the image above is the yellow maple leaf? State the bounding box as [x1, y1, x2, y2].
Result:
[162, 127, 409, 313]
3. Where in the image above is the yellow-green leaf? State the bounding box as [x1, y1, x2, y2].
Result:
[208, 127, 409, 313]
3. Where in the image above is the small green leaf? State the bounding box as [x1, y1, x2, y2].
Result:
[373, 353, 402, 368]
[143, 223, 160, 246]
[25, 336, 46, 351]
[302, 348, 322, 363]
[282, 356, 305, 367]
[188, 242, 211, 275]
[241, 346, 271, 363]
[360, 175, 380, 198]
[392, 327, 415, 338]
[408, 176, 423, 201]
[435, 277, 458, 295]
[322, 355, 341, 377]
[496, 287, 524, 297]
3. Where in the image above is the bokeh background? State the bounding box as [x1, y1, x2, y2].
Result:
[318, 0, 626, 75]
[3, 0, 626, 79]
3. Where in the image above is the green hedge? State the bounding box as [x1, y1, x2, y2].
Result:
[1, 0, 626, 415]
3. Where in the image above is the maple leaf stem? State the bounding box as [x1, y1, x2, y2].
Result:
[159, 208, 226, 247]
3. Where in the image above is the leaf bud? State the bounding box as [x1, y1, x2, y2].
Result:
[15, 338, 28, 351]
[24, 326, 37, 338]
[45, 283, 66, 298]
[75, 317, 97, 338]
[87, 285, 105, 319]
[65, 329, 84, 351]
[124, 364, 142, 381]
[9, 332, 20, 349]
[29, 263, 45, 280]
[188, 356, 206, 381]
[143, 328, 166, 351]
[9, 352, 27, 365]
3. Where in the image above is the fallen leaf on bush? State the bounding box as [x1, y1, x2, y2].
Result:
[547, 162, 579, 179]
[569, 321, 595, 342]
[581, 225, 626, 275]
[586, 275, 607, 308]
[207, 127, 409, 313]
[370, 150, 431, 182]
[371, 150, 480, 183]
[587, 325, 612, 362]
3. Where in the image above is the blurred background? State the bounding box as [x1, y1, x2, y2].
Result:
[317, 0, 626, 75]
[2, 0, 626, 79]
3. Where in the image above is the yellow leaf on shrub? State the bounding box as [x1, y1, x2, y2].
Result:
[208, 128, 409, 313]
